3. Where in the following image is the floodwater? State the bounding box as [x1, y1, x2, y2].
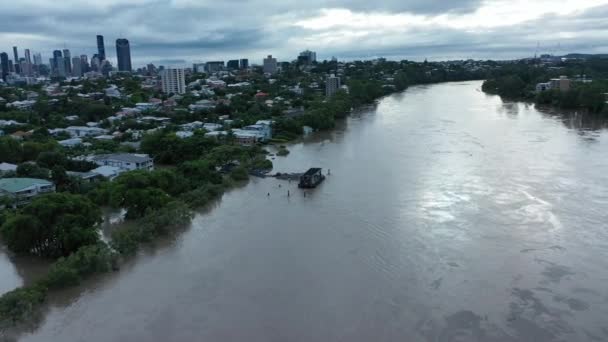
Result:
[5, 81, 608, 341]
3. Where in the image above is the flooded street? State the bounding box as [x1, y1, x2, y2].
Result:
[6, 81, 608, 341]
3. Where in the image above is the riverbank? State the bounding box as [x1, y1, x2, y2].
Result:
[0, 145, 270, 331]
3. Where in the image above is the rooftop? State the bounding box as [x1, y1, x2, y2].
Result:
[0, 162, 17, 172]
[0, 178, 53, 193]
[93, 153, 152, 163]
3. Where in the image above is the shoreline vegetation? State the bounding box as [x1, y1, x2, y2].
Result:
[481, 58, 608, 115]
[0, 59, 489, 330]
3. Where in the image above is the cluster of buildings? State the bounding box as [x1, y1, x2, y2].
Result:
[0, 35, 132, 84]
[0, 152, 154, 208]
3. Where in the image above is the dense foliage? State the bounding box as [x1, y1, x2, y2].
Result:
[482, 58, 608, 114]
[1, 193, 101, 258]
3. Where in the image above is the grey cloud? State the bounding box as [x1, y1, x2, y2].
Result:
[0, 1, 606, 67]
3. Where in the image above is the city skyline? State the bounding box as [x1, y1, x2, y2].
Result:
[0, 0, 607, 67]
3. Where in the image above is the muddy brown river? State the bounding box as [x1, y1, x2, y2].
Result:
[3, 81, 608, 341]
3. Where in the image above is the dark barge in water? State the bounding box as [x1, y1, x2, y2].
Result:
[298, 168, 325, 188]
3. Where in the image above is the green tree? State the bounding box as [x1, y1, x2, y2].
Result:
[0, 137, 23, 163]
[36, 151, 67, 169]
[0, 193, 102, 257]
[16, 163, 50, 179]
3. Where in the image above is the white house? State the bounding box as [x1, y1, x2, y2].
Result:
[203, 123, 223, 132]
[105, 86, 122, 98]
[0, 120, 24, 127]
[231, 129, 264, 145]
[0, 162, 17, 174]
[58, 138, 83, 147]
[66, 126, 108, 138]
[188, 99, 216, 112]
[135, 102, 160, 111]
[176, 131, 194, 139]
[90, 165, 122, 180]
[7, 100, 36, 110]
[241, 120, 273, 141]
[92, 153, 154, 172]
[180, 121, 204, 131]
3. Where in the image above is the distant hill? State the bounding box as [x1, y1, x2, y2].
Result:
[562, 53, 608, 59]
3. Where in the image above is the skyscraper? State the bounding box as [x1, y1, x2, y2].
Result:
[239, 58, 249, 69]
[100, 60, 112, 76]
[12, 46, 19, 74]
[52, 50, 62, 73]
[227, 60, 239, 70]
[160, 68, 186, 94]
[325, 74, 341, 97]
[115, 38, 132, 72]
[80, 55, 89, 73]
[52, 50, 66, 77]
[22, 49, 32, 76]
[24, 49, 31, 65]
[72, 57, 82, 77]
[33, 53, 42, 66]
[63, 49, 72, 74]
[0, 52, 9, 81]
[91, 55, 100, 71]
[299, 49, 317, 64]
[263, 55, 277, 74]
[97, 35, 106, 61]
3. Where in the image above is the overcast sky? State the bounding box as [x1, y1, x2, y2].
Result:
[1, 0, 607, 67]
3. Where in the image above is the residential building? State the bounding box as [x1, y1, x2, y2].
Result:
[105, 85, 121, 98]
[535, 82, 551, 92]
[90, 166, 122, 180]
[7, 100, 36, 110]
[0, 162, 17, 174]
[549, 76, 571, 92]
[0, 178, 55, 208]
[66, 126, 107, 137]
[116, 38, 132, 72]
[227, 60, 239, 70]
[189, 99, 216, 111]
[92, 153, 154, 172]
[176, 131, 194, 139]
[58, 138, 83, 147]
[97, 35, 106, 60]
[325, 74, 341, 97]
[66, 171, 103, 183]
[239, 58, 249, 69]
[161, 68, 186, 94]
[536, 76, 572, 93]
[135, 102, 161, 111]
[240, 120, 273, 141]
[206, 78, 226, 88]
[203, 123, 223, 131]
[263, 55, 277, 74]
